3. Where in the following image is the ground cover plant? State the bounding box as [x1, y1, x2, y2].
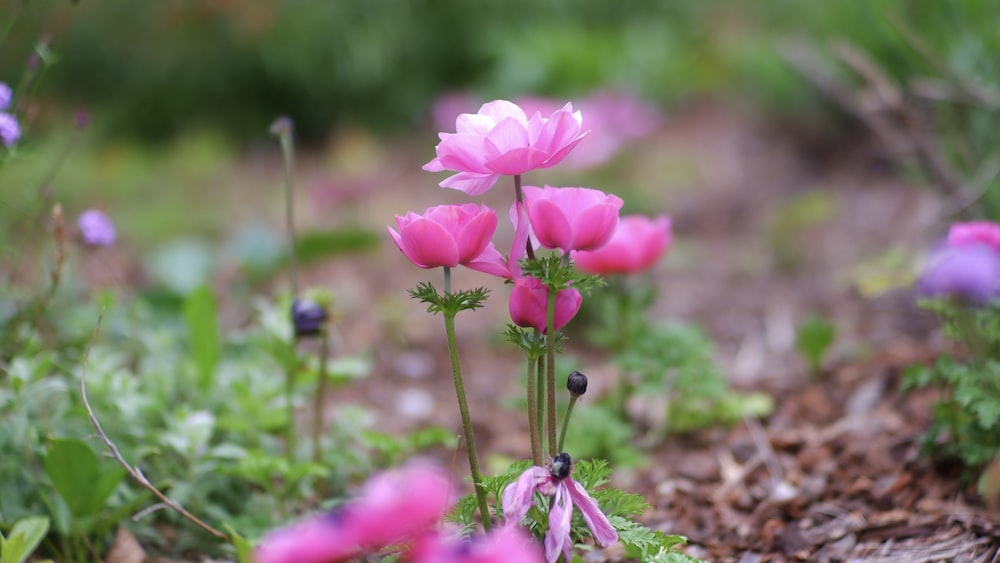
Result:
[3, 1, 1000, 562]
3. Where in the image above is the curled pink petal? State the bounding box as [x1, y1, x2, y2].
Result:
[545, 484, 574, 563]
[567, 478, 618, 546]
[502, 466, 549, 525]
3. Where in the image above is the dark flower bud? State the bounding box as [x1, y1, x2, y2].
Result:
[291, 297, 328, 337]
[566, 371, 588, 396]
[550, 452, 572, 480]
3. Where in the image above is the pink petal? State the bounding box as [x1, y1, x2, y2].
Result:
[455, 112, 496, 135]
[439, 172, 500, 196]
[256, 514, 360, 563]
[545, 484, 574, 563]
[477, 100, 527, 124]
[485, 146, 549, 175]
[508, 201, 532, 278]
[422, 156, 446, 172]
[436, 133, 492, 173]
[502, 466, 550, 526]
[552, 288, 583, 331]
[567, 478, 618, 546]
[527, 198, 572, 252]
[398, 217, 460, 268]
[456, 207, 498, 263]
[465, 243, 512, 278]
[484, 116, 530, 155]
[569, 202, 620, 251]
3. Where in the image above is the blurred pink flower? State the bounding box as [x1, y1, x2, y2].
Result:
[409, 525, 544, 563]
[503, 453, 617, 563]
[523, 185, 622, 253]
[948, 221, 1000, 251]
[513, 91, 661, 170]
[388, 203, 506, 275]
[256, 463, 453, 563]
[573, 215, 671, 275]
[77, 209, 116, 247]
[423, 100, 588, 196]
[431, 90, 480, 132]
[509, 276, 582, 333]
[0, 112, 20, 147]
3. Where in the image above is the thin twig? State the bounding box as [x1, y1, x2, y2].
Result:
[80, 313, 230, 541]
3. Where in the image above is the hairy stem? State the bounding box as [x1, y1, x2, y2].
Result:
[443, 268, 492, 529]
[546, 287, 558, 457]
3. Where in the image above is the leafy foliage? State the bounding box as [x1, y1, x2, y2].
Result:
[906, 298, 1000, 491]
[796, 314, 837, 375]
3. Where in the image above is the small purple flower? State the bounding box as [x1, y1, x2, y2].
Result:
[291, 297, 328, 337]
[918, 244, 1000, 304]
[77, 209, 116, 247]
[502, 453, 618, 563]
[0, 83, 12, 111]
[0, 112, 20, 147]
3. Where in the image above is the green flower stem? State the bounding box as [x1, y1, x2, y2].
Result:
[557, 396, 579, 458]
[276, 125, 300, 297]
[312, 328, 331, 463]
[513, 174, 536, 261]
[546, 286, 558, 457]
[442, 268, 492, 530]
[535, 355, 546, 457]
[526, 354, 542, 466]
[284, 357, 297, 463]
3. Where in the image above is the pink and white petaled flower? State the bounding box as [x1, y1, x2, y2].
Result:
[255, 463, 453, 563]
[503, 453, 618, 563]
[423, 100, 589, 196]
[388, 203, 508, 276]
[522, 185, 622, 253]
[573, 215, 672, 275]
[948, 221, 1000, 252]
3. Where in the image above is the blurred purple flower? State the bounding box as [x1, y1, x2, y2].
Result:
[948, 220, 1000, 251]
[0, 113, 20, 147]
[77, 209, 116, 247]
[74, 110, 90, 129]
[918, 244, 1000, 304]
[0, 83, 11, 111]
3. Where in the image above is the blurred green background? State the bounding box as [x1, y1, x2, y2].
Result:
[4, 0, 995, 145]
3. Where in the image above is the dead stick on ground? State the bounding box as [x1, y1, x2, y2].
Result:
[80, 313, 230, 542]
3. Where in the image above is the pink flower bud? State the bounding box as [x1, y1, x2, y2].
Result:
[572, 215, 671, 275]
[509, 276, 582, 333]
[388, 204, 498, 270]
[522, 185, 622, 253]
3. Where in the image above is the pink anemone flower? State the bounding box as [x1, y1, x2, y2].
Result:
[948, 220, 1000, 251]
[522, 185, 622, 253]
[255, 463, 453, 563]
[503, 453, 618, 563]
[508, 276, 582, 333]
[572, 215, 671, 275]
[408, 525, 544, 563]
[423, 100, 588, 196]
[388, 203, 507, 276]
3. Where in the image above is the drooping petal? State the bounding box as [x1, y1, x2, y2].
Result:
[544, 484, 574, 563]
[439, 171, 501, 196]
[501, 466, 550, 526]
[465, 243, 512, 278]
[566, 478, 618, 547]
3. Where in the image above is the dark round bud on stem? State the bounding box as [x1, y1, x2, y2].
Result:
[566, 371, 588, 396]
[550, 452, 572, 480]
[291, 297, 328, 337]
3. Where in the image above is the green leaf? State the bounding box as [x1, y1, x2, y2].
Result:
[1, 515, 50, 563]
[43, 438, 125, 521]
[183, 285, 221, 390]
[224, 524, 255, 563]
[796, 315, 836, 374]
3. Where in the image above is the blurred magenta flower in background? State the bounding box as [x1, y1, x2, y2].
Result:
[523, 185, 622, 253]
[947, 220, 1000, 251]
[573, 215, 672, 275]
[256, 463, 453, 563]
[409, 525, 544, 563]
[508, 276, 582, 333]
[388, 203, 505, 274]
[77, 209, 116, 247]
[918, 243, 1000, 304]
[502, 454, 617, 563]
[423, 100, 587, 195]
